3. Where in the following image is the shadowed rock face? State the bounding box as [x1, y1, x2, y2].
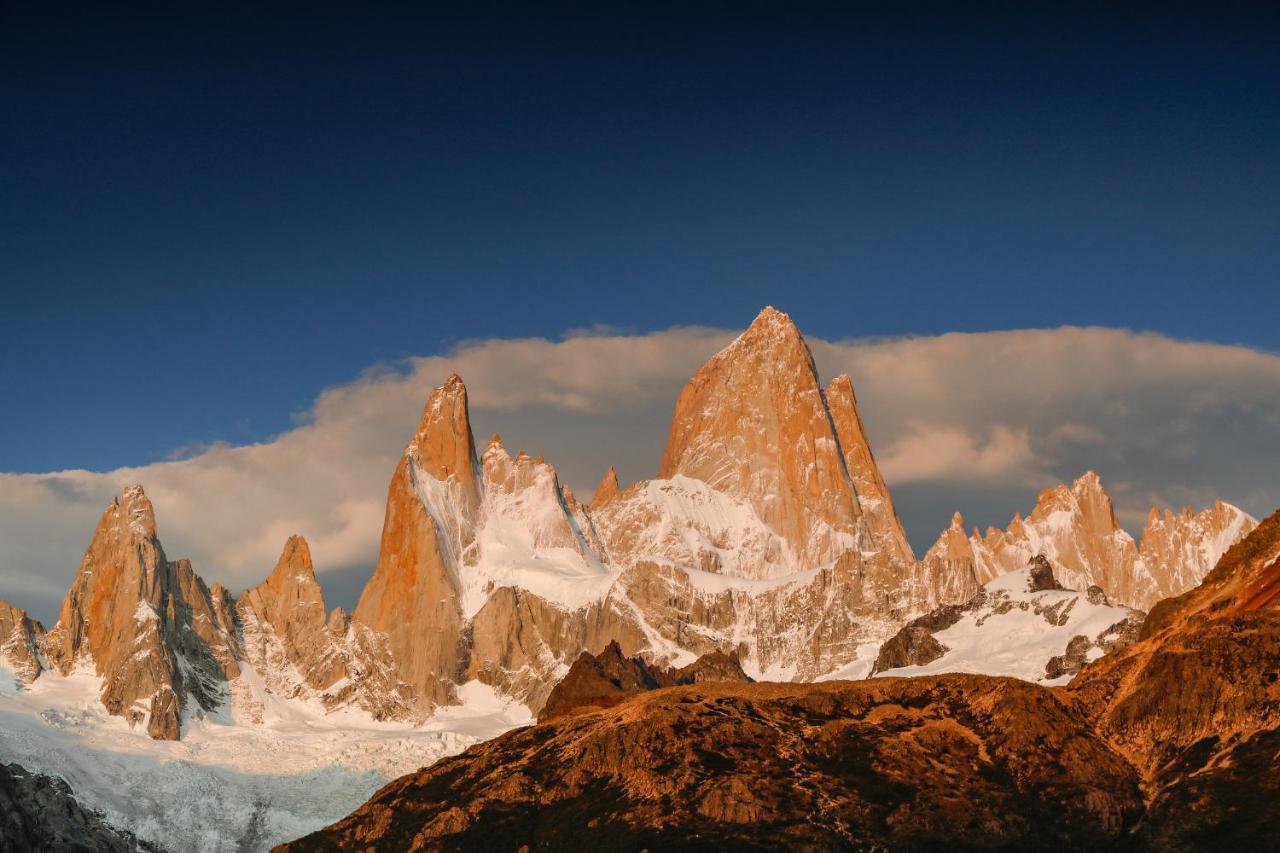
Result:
[279, 511, 1280, 852]
[0, 762, 157, 852]
[538, 642, 752, 722]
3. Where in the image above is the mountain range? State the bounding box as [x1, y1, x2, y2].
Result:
[0, 307, 1261, 850]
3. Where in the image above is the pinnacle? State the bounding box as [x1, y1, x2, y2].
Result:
[592, 466, 622, 507]
[1074, 470, 1104, 491]
[741, 305, 802, 345]
[827, 373, 854, 393]
[273, 535, 315, 580]
[111, 485, 157, 538]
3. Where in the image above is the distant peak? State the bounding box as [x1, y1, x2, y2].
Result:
[487, 433, 504, 448]
[1073, 470, 1104, 492]
[273, 535, 315, 581]
[950, 511, 965, 529]
[591, 466, 622, 507]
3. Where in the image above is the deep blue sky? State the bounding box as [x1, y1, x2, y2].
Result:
[3, 3, 1278, 474]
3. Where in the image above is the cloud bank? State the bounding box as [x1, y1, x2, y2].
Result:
[4, 324, 1278, 623]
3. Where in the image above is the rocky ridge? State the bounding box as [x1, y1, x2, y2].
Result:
[929, 472, 1256, 609]
[280, 508, 1280, 852]
[538, 641, 752, 722]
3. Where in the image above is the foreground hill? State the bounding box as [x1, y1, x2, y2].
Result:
[281, 509, 1280, 852]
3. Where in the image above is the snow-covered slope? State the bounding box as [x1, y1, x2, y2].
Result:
[869, 557, 1144, 686]
[0, 665, 530, 852]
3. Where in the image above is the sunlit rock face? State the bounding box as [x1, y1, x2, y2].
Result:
[925, 471, 1256, 610]
[43, 486, 240, 740]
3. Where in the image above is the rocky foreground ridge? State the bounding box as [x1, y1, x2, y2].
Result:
[282, 508, 1280, 851]
[0, 308, 1257, 739]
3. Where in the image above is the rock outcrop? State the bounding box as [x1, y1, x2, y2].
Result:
[870, 554, 1145, 683]
[0, 762, 156, 852]
[589, 466, 621, 508]
[352, 376, 476, 710]
[236, 535, 410, 720]
[925, 471, 1256, 609]
[42, 486, 240, 740]
[1066, 507, 1280, 849]
[0, 601, 45, 686]
[538, 641, 751, 721]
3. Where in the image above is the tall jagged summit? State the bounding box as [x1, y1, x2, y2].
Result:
[42, 486, 240, 740]
[658, 306, 867, 574]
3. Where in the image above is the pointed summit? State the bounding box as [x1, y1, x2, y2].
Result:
[44, 489, 239, 739]
[719, 306, 814, 375]
[943, 470, 1256, 610]
[825, 374, 914, 564]
[118, 484, 158, 539]
[591, 467, 622, 507]
[239, 536, 325, 648]
[658, 306, 861, 574]
[408, 375, 480, 498]
[353, 376, 480, 708]
[236, 534, 387, 712]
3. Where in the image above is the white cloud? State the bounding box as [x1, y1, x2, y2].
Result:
[3, 323, 1278, 623]
[875, 423, 1046, 485]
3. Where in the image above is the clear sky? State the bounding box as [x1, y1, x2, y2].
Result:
[3, 2, 1278, 476]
